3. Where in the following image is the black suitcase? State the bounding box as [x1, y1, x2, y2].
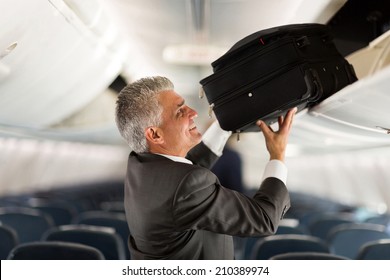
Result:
[199, 23, 357, 133]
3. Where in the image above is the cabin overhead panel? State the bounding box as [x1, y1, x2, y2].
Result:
[0, 0, 127, 129]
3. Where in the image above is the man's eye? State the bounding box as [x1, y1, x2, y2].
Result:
[177, 109, 184, 116]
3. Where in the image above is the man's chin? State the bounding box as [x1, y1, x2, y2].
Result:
[190, 133, 202, 146]
[194, 131, 203, 141]
[189, 126, 201, 135]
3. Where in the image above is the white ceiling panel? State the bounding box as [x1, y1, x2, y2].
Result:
[0, 0, 126, 128]
[3, 0, 390, 156]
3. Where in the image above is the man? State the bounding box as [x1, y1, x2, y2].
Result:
[115, 76, 296, 260]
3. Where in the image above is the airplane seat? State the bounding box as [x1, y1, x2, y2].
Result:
[327, 223, 390, 259]
[99, 200, 125, 213]
[286, 191, 357, 228]
[72, 210, 130, 259]
[24, 198, 78, 226]
[0, 181, 126, 243]
[364, 214, 390, 226]
[276, 220, 309, 242]
[42, 224, 126, 260]
[74, 181, 124, 210]
[37, 180, 125, 213]
[307, 215, 356, 240]
[7, 241, 105, 260]
[0, 207, 55, 243]
[235, 236, 259, 260]
[238, 223, 307, 260]
[0, 224, 19, 260]
[0, 194, 33, 208]
[251, 234, 329, 260]
[356, 239, 390, 260]
[270, 251, 349, 260]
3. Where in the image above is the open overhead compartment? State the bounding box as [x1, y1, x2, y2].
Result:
[290, 62, 390, 154]
[0, 0, 127, 129]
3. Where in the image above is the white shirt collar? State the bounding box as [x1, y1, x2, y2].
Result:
[155, 153, 193, 165]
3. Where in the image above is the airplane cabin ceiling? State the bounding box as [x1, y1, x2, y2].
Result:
[1, 0, 390, 155]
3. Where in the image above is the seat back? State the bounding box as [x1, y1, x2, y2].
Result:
[270, 252, 349, 260]
[327, 223, 390, 259]
[276, 224, 306, 235]
[7, 241, 105, 260]
[252, 234, 329, 260]
[26, 198, 78, 226]
[0, 207, 54, 243]
[0, 224, 19, 259]
[356, 239, 390, 260]
[42, 224, 126, 260]
[99, 201, 125, 213]
[73, 210, 130, 259]
[364, 214, 390, 226]
[308, 217, 355, 240]
[240, 224, 306, 260]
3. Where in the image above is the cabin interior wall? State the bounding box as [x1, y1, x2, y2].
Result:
[0, 138, 129, 196]
[286, 147, 390, 213]
[228, 133, 390, 213]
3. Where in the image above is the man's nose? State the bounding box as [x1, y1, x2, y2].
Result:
[186, 106, 198, 118]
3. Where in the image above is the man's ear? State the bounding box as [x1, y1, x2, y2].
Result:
[145, 126, 164, 144]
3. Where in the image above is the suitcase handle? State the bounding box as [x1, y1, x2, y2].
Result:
[304, 69, 323, 103]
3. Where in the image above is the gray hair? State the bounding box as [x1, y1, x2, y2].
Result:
[115, 76, 174, 152]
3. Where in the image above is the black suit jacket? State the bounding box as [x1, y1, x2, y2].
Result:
[124, 142, 290, 259]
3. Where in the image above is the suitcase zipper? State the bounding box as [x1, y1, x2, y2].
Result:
[211, 26, 329, 71]
[204, 38, 295, 83]
[211, 35, 289, 70]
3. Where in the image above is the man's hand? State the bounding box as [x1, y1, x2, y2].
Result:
[256, 107, 297, 162]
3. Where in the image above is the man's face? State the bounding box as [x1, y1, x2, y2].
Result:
[157, 90, 202, 156]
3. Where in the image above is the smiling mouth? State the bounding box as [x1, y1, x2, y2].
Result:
[189, 124, 197, 131]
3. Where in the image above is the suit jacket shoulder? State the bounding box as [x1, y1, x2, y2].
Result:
[186, 142, 219, 168]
